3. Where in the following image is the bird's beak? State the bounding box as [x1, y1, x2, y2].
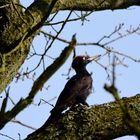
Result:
[87, 55, 101, 62]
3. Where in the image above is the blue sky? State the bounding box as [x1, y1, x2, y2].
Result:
[0, 1, 140, 140]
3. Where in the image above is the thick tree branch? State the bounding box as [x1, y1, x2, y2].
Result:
[45, 0, 140, 12]
[26, 94, 140, 140]
[0, 35, 76, 129]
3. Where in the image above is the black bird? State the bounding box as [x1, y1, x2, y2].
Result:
[29, 55, 100, 136]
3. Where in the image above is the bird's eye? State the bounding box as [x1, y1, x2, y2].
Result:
[83, 57, 86, 60]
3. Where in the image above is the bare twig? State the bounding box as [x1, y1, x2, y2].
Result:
[0, 87, 10, 113]
[41, 31, 70, 44]
[0, 132, 15, 140]
[21, 11, 73, 75]
[45, 10, 73, 52]
[38, 99, 54, 107]
[11, 119, 36, 130]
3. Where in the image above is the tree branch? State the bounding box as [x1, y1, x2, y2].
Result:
[47, 0, 140, 12]
[26, 94, 140, 140]
[0, 35, 76, 129]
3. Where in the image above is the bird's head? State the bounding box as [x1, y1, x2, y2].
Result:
[72, 55, 100, 70]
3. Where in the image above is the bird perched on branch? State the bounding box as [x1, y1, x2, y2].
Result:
[31, 55, 100, 135]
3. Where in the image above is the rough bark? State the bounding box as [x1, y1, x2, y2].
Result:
[26, 94, 140, 140]
[0, 0, 57, 93]
[50, 0, 140, 11]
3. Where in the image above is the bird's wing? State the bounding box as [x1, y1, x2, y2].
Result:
[51, 74, 92, 114]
